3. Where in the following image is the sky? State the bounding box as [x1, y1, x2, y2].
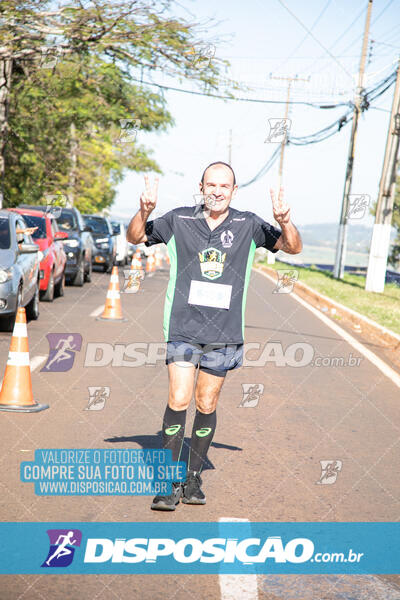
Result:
[112, 0, 400, 228]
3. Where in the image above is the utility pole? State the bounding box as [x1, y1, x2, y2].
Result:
[333, 0, 373, 279]
[270, 74, 309, 191]
[228, 129, 232, 164]
[267, 74, 309, 264]
[365, 57, 400, 293]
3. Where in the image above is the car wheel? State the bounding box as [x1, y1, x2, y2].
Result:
[0, 315, 15, 332]
[26, 282, 40, 321]
[73, 259, 85, 286]
[106, 262, 113, 274]
[0, 285, 22, 331]
[41, 270, 55, 302]
[84, 260, 92, 283]
[54, 271, 65, 297]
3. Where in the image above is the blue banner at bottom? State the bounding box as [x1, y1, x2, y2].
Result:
[0, 522, 398, 574]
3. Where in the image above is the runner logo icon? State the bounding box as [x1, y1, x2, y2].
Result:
[316, 460, 342, 485]
[85, 386, 110, 411]
[239, 383, 264, 407]
[41, 529, 82, 568]
[198, 248, 226, 280]
[41, 333, 82, 372]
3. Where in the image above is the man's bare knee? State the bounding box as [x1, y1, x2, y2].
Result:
[195, 389, 220, 413]
[168, 391, 191, 411]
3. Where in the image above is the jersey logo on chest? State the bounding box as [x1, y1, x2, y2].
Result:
[198, 247, 226, 280]
[221, 229, 234, 248]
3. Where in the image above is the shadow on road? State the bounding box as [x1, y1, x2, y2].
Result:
[104, 432, 242, 472]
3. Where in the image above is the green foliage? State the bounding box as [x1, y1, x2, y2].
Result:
[5, 55, 167, 212]
[388, 176, 400, 268]
[369, 173, 400, 269]
[1, 0, 234, 213]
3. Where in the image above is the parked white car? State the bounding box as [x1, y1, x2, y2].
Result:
[111, 220, 129, 265]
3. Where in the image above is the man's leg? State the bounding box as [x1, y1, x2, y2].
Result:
[162, 361, 196, 461]
[151, 361, 196, 511]
[182, 370, 224, 504]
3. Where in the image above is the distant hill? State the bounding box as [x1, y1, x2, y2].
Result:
[298, 223, 371, 253]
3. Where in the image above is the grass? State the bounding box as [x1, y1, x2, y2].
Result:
[260, 260, 400, 335]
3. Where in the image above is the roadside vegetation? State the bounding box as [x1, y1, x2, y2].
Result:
[262, 260, 400, 335]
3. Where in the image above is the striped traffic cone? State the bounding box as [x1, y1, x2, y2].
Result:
[96, 267, 127, 321]
[146, 254, 156, 274]
[131, 255, 144, 280]
[154, 250, 162, 269]
[0, 308, 48, 412]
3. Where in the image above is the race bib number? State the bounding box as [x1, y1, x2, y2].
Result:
[188, 280, 232, 309]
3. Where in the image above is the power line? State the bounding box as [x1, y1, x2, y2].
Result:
[239, 146, 281, 188]
[290, 69, 397, 146]
[324, 4, 367, 55]
[275, 0, 353, 79]
[275, 0, 332, 71]
[232, 67, 397, 190]
[131, 76, 351, 108]
[340, 0, 396, 56]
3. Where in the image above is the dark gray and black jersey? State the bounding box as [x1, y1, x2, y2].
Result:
[145, 205, 281, 344]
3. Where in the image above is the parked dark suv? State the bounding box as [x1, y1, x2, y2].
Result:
[83, 215, 116, 273]
[20, 206, 93, 286]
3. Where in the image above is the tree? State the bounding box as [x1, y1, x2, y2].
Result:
[5, 53, 170, 211]
[0, 0, 232, 208]
[388, 173, 400, 269]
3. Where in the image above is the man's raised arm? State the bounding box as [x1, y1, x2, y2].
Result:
[126, 175, 159, 244]
[270, 187, 302, 255]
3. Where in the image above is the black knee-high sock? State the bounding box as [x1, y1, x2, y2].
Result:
[188, 409, 217, 473]
[162, 406, 187, 462]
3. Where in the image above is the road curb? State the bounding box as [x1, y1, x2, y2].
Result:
[254, 264, 400, 352]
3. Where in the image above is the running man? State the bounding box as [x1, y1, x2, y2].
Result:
[127, 161, 302, 510]
[45, 335, 76, 371]
[45, 531, 77, 566]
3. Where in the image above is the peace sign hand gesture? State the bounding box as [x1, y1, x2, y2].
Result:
[270, 186, 291, 226]
[140, 175, 159, 216]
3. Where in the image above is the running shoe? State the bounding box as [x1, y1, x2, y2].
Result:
[182, 471, 206, 504]
[150, 482, 182, 511]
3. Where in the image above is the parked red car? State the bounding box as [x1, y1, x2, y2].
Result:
[10, 208, 67, 301]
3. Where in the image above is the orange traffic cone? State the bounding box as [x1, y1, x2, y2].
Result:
[154, 251, 162, 269]
[146, 254, 156, 274]
[0, 308, 48, 412]
[131, 255, 144, 280]
[165, 252, 170, 266]
[96, 267, 127, 321]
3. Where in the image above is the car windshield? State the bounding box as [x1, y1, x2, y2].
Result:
[0, 217, 10, 249]
[85, 217, 109, 234]
[57, 211, 78, 231]
[20, 214, 47, 239]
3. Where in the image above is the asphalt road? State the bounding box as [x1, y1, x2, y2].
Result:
[0, 264, 399, 599]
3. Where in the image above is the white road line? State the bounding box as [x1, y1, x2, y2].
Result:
[218, 517, 258, 600]
[90, 305, 104, 317]
[255, 268, 400, 389]
[30, 355, 47, 372]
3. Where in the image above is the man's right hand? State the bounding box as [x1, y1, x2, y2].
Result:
[140, 175, 159, 216]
